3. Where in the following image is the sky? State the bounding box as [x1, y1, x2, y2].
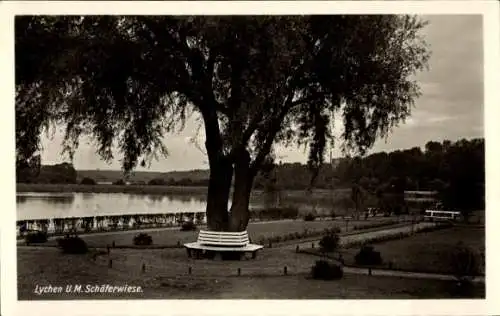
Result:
[39, 14, 484, 172]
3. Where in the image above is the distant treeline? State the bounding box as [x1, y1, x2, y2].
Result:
[258, 138, 484, 211]
[16, 138, 484, 213]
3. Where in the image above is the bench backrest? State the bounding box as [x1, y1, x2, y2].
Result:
[197, 230, 250, 247]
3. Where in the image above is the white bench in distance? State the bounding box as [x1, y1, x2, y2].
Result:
[184, 230, 263, 259]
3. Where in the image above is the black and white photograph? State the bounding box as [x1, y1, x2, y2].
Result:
[2, 1, 500, 315]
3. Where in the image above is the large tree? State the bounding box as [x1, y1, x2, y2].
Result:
[16, 15, 430, 231]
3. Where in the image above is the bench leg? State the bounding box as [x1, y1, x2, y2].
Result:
[186, 248, 192, 258]
[195, 250, 202, 259]
[252, 251, 257, 259]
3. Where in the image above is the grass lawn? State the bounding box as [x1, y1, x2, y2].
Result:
[33, 218, 392, 248]
[341, 226, 485, 275]
[17, 246, 484, 299]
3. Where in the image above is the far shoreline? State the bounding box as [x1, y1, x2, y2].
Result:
[16, 183, 209, 195]
[16, 183, 348, 196]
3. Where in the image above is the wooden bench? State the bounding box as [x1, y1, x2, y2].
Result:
[184, 230, 263, 259]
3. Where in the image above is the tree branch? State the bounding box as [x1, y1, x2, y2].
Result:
[249, 93, 297, 176]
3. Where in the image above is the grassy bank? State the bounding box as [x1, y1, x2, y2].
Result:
[34, 219, 370, 248]
[17, 247, 484, 299]
[340, 225, 485, 275]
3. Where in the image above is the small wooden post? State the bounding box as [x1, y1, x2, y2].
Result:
[368, 267, 372, 276]
[142, 263, 146, 273]
[296, 245, 300, 253]
[177, 241, 181, 247]
[107, 245, 110, 254]
[108, 259, 112, 268]
[268, 241, 272, 248]
[284, 266, 288, 275]
[238, 268, 241, 276]
[188, 266, 192, 275]
[311, 242, 314, 249]
[112, 241, 115, 248]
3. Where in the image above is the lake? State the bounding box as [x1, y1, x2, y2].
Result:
[15, 191, 336, 236]
[16, 189, 336, 221]
[16, 192, 287, 221]
[16, 192, 213, 221]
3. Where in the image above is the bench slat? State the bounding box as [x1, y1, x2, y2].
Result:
[198, 236, 249, 242]
[198, 243, 249, 246]
[198, 239, 248, 245]
[199, 239, 249, 243]
[195, 230, 252, 247]
[199, 230, 248, 236]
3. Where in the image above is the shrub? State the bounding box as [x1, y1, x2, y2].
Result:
[304, 213, 316, 221]
[112, 179, 126, 185]
[80, 177, 96, 185]
[319, 231, 340, 254]
[311, 260, 343, 280]
[56, 235, 88, 254]
[133, 233, 153, 246]
[25, 230, 48, 244]
[355, 245, 383, 266]
[451, 242, 480, 281]
[148, 178, 167, 185]
[324, 227, 341, 234]
[180, 221, 196, 231]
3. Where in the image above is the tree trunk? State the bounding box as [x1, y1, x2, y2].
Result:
[205, 157, 233, 231]
[228, 150, 253, 232]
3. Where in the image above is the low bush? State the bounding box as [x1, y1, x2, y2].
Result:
[24, 230, 48, 244]
[355, 245, 383, 266]
[451, 242, 481, 280]
[311, 260, 343, 280]
[56, 235, 88, 254]
[133, 233, 153, 246]
[180, 221, 196, 231]
[304, 213, 316, 221]
[323, 227, 341, 234]
[319, 231, 340, 254]
[148, 178, 167, 185]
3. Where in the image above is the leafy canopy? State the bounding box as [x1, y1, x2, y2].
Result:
[16, 15, 430, 179]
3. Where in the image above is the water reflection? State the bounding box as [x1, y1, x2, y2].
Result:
[17, 192, 208, 221]
[16, 194, 75, 205]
